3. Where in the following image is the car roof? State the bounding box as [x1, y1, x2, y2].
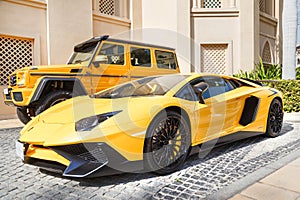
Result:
[74, 35, 175, 51]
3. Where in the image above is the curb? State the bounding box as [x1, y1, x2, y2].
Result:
[208, 148, 300, 200]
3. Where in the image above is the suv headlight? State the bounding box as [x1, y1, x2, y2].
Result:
[17, 72, 27, 86]
[75, 111, 122, 131]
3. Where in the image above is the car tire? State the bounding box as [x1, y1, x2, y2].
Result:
[16, 107, 32, 124]
[144, 110, 191, 175]
[35, 90, 73, 115]
[266, 99, 284, 138]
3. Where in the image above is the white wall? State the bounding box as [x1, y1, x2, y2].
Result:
[47, 0, 93, 65]
[141, 0, 191, 73]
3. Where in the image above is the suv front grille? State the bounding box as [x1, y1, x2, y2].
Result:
[10, 75, 16, 86]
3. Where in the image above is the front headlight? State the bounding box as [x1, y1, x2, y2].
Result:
[75, 111, 122, 132]
[17, 72, 26, 86]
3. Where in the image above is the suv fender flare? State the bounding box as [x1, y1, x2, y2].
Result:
[30, 77, 87, 104]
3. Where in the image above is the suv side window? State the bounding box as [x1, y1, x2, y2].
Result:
[96, 43, 125, 65]
[130, 47, 151, 67]
[155, 50, 177, 70]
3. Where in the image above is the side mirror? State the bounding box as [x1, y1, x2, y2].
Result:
[193, 82, 209, 104]
[92, 61, 101, 68]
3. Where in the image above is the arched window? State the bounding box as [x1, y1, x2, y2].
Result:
[262, 42, 272, 64]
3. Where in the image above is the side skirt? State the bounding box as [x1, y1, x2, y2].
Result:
[189, 131, 265, 156]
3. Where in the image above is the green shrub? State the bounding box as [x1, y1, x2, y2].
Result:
[234, 59, 300, 112]
[262, 80, 300, 112]
[234, 58, 282, 80]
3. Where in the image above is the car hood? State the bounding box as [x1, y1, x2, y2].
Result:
[20, 95, 175, 145]
[38, 96, 115, 124]
[14, 64, 84, 75]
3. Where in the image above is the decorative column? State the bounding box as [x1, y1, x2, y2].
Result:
[229, 0, 235, 8]
[282, 0, 297, 79]
[47, 0, 93, 65]
[197, 0, 201, 8]
[193, 0, 198, 9]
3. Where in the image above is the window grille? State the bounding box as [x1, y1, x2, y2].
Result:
[202, 0, 221, 8]
[201, 44, 227, 74]
[0, 35, 33, 86]
[262, 42, 272, 64]
[99, 0, 118, 16]
[259, 0, 266, 12]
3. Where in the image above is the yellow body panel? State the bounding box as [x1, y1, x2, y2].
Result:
[19, 74, 283, 172]
[26, 145, 70, 166]
[4, 40, 179, 108]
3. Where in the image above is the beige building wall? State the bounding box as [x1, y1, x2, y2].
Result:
[93, 14, 130, 36]
[47, 0, 93, 65]
[0, 0, 132, 118]
[0, 0, 47, 65]
[189, 0, 282, 74]
[0, 0, 47, 117]
[141, 0, 192, 73]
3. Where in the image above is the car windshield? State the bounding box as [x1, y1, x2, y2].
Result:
[68, 41, 99, 65]
[95, 75, 188, 99]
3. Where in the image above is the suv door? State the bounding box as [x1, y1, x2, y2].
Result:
[129, 46, 156, 80]
[91, 41, 130, 94]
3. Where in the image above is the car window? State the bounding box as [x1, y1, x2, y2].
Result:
[95, 75, 188, 99]
[155, 50, 177, 70]
[96, 43, 125, 65]
[130, 47, 151, 67]
[175, 76, 236, 101]
[201, 76, 235, 99]
[175, 83, 198, 101]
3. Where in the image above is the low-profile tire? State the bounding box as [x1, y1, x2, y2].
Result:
[144, 110, 191, 175]
[16, 107, 32, 124]
[35, 90, 73, 115]
[266, 98, 283, 138]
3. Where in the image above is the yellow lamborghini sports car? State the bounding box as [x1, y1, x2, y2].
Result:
[16, 74, 284, 177]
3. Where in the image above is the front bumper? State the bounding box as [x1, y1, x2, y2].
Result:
[3, 87, 32, 106]
[22, 142, 143, 178]
[3, 88, 13, 106]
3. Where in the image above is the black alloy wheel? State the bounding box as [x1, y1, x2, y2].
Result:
[144, 110, 190, 174]
[266, 99, 283, 137]
[35, 90, 73, 115]
[16, 107, 32, 124]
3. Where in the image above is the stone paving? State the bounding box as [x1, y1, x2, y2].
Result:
[0, 120, 299, 199]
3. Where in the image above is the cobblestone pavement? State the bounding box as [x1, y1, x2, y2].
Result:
[0, 121, 299, 200]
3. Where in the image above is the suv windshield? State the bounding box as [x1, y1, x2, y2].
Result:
[95, 75, 188, 99]
[68, 41, 99, 65]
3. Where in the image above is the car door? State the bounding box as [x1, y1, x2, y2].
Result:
[90, 41, 130, 94]
[193, 76, 245, 142]
[129, 45, 158, 80]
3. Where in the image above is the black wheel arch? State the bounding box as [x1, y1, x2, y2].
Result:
[143, 106, 192, 174]
[144, 106, 191, 151]
[30, 77, 87, 104]
[165, 106, 191, 130]
[273, 97, 283, 107]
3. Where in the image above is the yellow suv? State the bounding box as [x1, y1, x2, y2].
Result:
[3, 35, 180, 124]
